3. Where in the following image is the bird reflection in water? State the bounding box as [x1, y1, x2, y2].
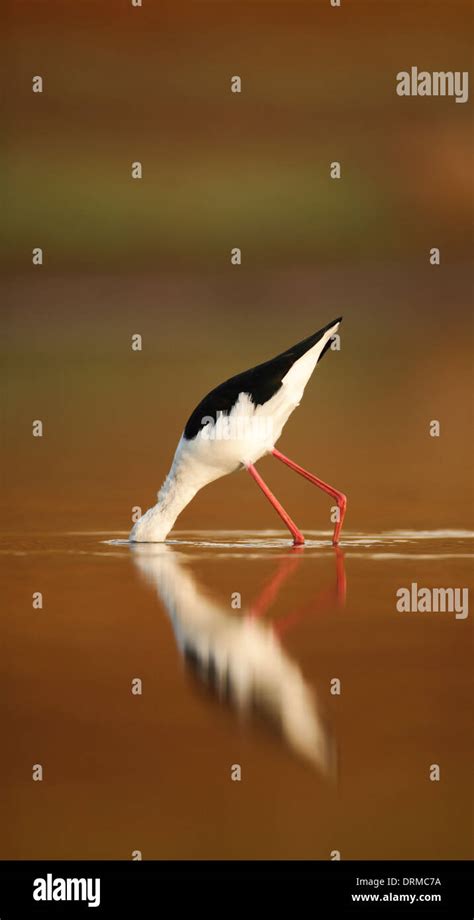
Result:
[131, 544, 346, 774]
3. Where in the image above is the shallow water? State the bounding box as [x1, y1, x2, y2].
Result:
[2, 530, 472, 859]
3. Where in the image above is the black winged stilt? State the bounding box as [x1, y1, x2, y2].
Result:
[130, 317, 347, 545]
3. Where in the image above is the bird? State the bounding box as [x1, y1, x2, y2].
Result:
[129, 316, 347, 545]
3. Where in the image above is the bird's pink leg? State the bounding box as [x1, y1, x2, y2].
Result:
[272, 448, 347, 545]
[246, 463, 305, 545]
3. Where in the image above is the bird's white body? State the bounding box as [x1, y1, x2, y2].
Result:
[130, 320, 340, 542]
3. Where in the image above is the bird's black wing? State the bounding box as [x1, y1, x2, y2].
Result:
[183, 317, 341, 440]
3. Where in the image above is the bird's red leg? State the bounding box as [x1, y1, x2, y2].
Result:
[272, 448, 347, 545]
[246, 463, 305, 545]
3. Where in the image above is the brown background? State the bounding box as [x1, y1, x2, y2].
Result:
[3, 0, 473, 536]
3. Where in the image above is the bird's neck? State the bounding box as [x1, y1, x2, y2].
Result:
[131, 471, 198, 542]
[158, 471, 199, 529]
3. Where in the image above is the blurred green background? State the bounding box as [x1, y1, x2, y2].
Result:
[3, 0, 473, 535]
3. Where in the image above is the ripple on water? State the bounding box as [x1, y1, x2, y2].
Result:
[99, 530, 474, 561]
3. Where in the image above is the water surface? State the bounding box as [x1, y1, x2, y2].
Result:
[2, 530, 472, 859]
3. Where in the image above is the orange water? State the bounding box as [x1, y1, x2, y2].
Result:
[2, 530, 472, 859]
